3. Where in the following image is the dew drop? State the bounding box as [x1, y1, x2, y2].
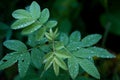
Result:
[88, 56, 91, 59]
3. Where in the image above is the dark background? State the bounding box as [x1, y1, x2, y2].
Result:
[0, 0, 120, 80]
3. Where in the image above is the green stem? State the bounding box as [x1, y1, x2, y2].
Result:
[102, 22, 111, 47]
[40, 70, 45, 79]
[102, 0, 111, 47]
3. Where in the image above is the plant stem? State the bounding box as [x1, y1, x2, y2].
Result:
[102, 22, 111, 47]
[40, 70, 45, 79]
[102, 0, 111, 47]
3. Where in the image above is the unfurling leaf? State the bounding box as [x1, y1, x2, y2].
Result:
[55, 42, 64, 50]
[43, 52, 53, 63]
[45, 32, 52, 41]
[44, 56, 54, 71]
[55, 49, 71, 59]
[53, 61, 59, 76]
[54, 56, 67, 70]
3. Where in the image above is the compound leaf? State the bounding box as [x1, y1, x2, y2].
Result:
[11, 18, 35, 29]
[0, 52, 19, 70]
[68, 57, 79, 79]
[39, 8, 49, 24]
[78, 58, 100, 79]
[22, 22, 42, 35]
[18, 52, 30, 77]
[3, 40, 27, 52]
[12, 9, 31, 19]
[70, 31, 81, 42]
[30, 1, 41, 19]
[31, 48, 44, 69]
[81, 34, 102, 47]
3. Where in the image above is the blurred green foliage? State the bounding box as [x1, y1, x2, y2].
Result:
[0, 0, 120, 80]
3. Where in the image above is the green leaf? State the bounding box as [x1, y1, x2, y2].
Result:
[0, 52, 19, 70]
[53, 61, 59, 76]
[73, 47, 115, 58]
[81, 34, 102, 47]
[73, 48, 94, 58]
[43, 52, 53, 63]
[18, 52, 30, 77]
[59, 33, 69, 46]
[27, 34, 36, 47]
[22, 22, 42, 35]
[30, 1, 41, 19]
[67, 42, 83, 51]
[12, 9, 32, 19]
[55, 42, 64, 50]
[11, 18, 35, 29]
[68, 57, 79, 79]
[78, 58, 100, 79]
[70, 31, 81, 42]
[39, 8, 49, 24]
[88, 47, 116, 58]
[31, 48, 44, 69]
[54, 56, 67, 70]
[45, 32, 52, 41]
[44, 56, 54, 71]
[40, 44, 51, 53]
[3, 40, 27, 52]
[35, 27, 46, 41]
[45, 20, 58, 28]
[55, 49, 71, 59]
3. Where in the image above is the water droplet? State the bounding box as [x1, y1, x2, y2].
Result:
[88, 56, 91, 59]
[106, 56, 110, 58]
